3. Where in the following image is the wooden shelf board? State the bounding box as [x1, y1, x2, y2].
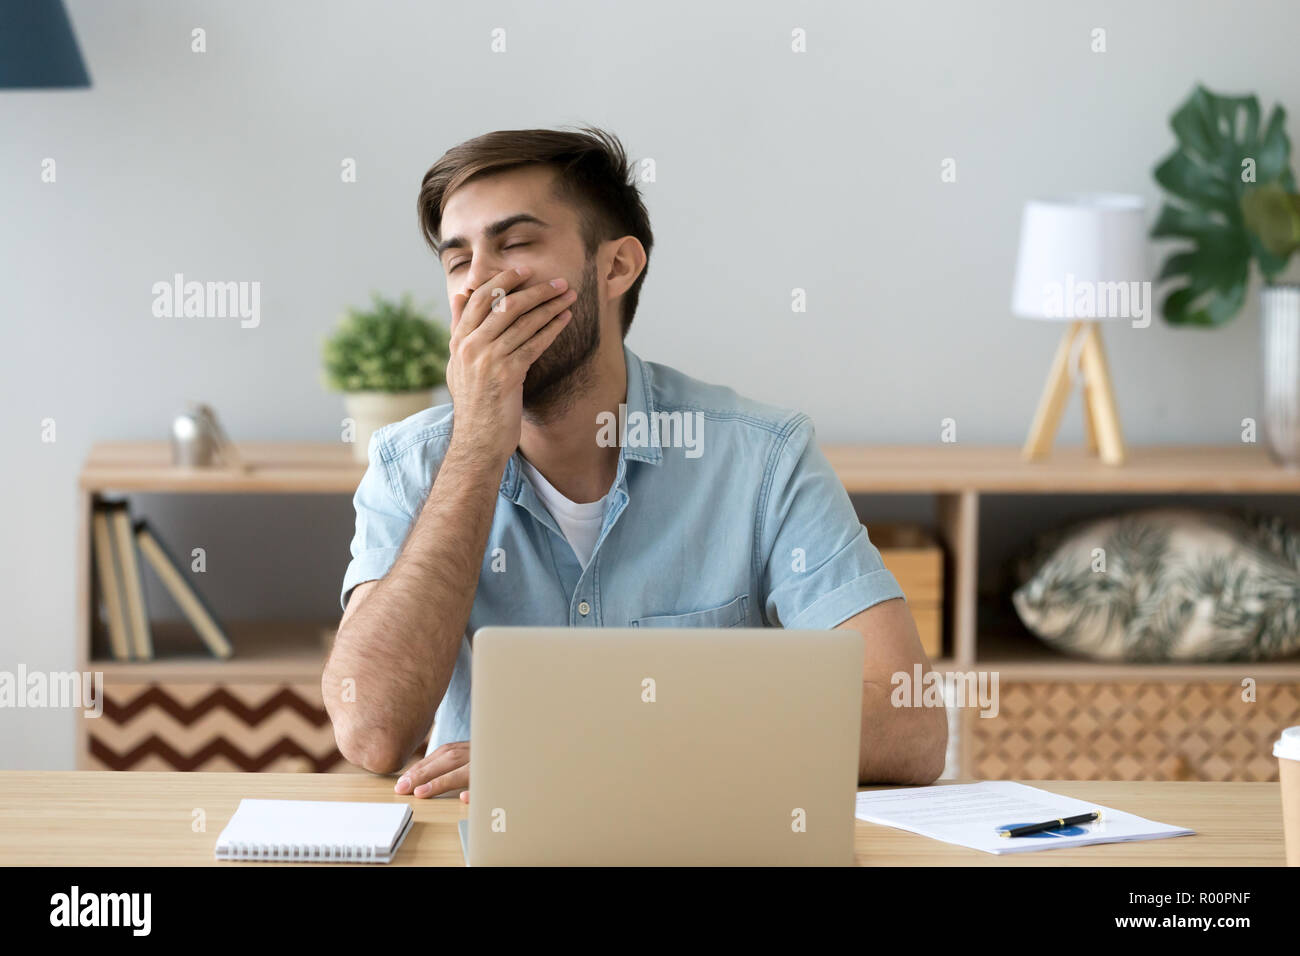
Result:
[82, 441, 1300, 495]
[823, 443, 1300, 493]
[89, 619, 335, 682]
[80, 442, 365, 493]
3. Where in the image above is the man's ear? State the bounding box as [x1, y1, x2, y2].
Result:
[601, 236, 647, 302]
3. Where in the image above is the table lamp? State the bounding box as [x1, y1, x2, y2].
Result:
[1011, 194, 1149, 466]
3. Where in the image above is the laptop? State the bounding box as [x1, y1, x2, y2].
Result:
[463, 627, 863, 866]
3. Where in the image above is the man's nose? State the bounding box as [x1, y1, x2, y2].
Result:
[463, 255, 507, 296]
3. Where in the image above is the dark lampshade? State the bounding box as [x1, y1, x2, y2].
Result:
[0, 0, 90, 89]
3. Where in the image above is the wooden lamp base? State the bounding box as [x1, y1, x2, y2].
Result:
[1022, 320, 1126, 465]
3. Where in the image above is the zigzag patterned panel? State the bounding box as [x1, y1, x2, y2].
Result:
[970, 680, 1300, 781]
[85, 682, 357, 773]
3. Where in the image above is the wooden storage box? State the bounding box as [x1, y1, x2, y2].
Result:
[969, 679, 1300, 781]
[80, 621, 435, 773]
[867, 523, 944, 659]
[85, 679, 354, 773]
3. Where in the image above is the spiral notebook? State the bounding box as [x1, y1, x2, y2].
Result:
[215, 799, 414, 863]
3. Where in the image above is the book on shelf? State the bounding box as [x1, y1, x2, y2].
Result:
[92, 500, 154, 660]
[91, 505, 131, 661]
[108, 502, 153, 659]
[133, 518, 233, 659]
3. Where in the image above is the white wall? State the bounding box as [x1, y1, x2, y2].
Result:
[4, 0, 1298, 767]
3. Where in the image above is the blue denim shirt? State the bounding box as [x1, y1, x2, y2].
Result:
[341, 345, 905, 750]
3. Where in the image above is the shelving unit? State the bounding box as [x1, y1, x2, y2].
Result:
[76, 443, 365, 773]
[821, 443, 1300, 781]
[78, 441, 1300, 779]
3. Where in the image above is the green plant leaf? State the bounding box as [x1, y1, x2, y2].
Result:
[1242, 182, 1300, 263]
[1152, 84, 1298, 326]
[1154, 153, 1237, 218]
[1257, 107, 1295, 186]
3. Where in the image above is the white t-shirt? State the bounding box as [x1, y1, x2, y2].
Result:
[519, 457, 607, 567]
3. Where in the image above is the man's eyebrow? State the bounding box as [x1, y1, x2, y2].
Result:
[437, 214, 549, 258]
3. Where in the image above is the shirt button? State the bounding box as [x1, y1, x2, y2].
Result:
[577, 601, 591, 617]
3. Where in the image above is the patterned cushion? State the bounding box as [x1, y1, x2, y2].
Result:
[1011, 508, 1300, 662]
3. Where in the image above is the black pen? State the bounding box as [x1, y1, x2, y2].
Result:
[997, 811, 1102, 838]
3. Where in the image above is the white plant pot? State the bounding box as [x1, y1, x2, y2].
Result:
[343, 387, 449, 462]
[1262, 285, 1300, 467]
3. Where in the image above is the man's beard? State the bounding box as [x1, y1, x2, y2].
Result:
[521, 256, 600, 421]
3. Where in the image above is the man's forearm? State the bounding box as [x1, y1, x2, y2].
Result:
[858, 680, 948, 785]
[835, 601, 948, 785]
[323, 442, 506, 772]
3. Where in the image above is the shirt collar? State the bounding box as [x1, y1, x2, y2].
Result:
[620, 344, 663, 466]
[498, 344, 662, 499]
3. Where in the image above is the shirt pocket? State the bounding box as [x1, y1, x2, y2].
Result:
[630, 594, 748, 628]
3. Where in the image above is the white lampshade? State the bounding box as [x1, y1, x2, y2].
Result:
[1011, 194, 1149, 321]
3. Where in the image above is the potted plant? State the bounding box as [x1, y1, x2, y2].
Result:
[1151, 84, 1300, 464]
[323, 293, 451, 462]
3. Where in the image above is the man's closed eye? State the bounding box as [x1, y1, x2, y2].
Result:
[448, 242, 531, 273]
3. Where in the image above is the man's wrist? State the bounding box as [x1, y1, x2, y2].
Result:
[444, 434, 514, 484]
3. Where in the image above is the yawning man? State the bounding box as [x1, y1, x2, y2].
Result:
[322, 127, 947, 797]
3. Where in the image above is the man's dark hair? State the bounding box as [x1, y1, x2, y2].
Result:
[417, 126, 654, 336]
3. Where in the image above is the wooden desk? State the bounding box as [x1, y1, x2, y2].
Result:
[0, 772, 1284, 866]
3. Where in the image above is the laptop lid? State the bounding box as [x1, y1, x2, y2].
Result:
[467, 627, 862, 866]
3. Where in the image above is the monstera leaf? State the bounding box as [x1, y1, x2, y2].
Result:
[1152, 85, 1297, 326]
[1242, 182, 1300, 260]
